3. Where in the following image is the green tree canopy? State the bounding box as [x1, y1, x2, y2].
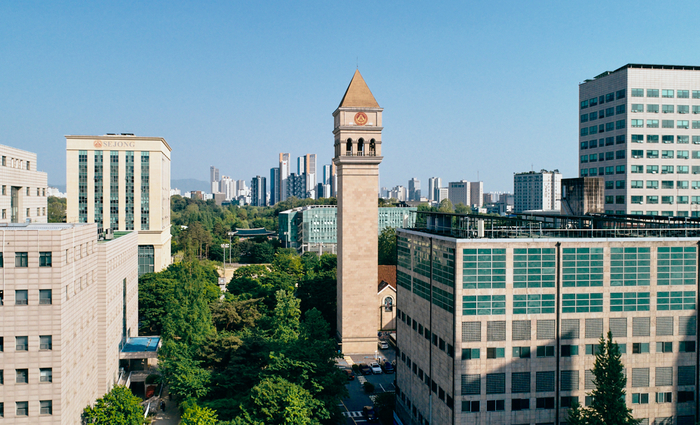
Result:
[82, 386, 144, 425]
[378, 227, 397, 265]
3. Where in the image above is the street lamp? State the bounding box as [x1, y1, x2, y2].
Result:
[227, 231, 235, 265]
[221, 243, 229, 277]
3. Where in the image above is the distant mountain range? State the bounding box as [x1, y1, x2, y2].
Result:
[49, 179, 211, 195]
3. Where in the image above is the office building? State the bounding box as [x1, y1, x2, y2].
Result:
[513, 170, 562, 213]
[429, 177, 442, 202]
[409, 178, 421, 201]
[279, 205, 416, 253]
[250, 175, 266, 207]
[334, 69, 383, 353]
[470, 181, 484, 208]
[270, 167, 280, 205]
[66, 134, 172, 276]
[279, 153, 290, 202]
[0, 222, 138, 423]
[396, 211, 699, 425]
[331, 162, 337, 197]
[210, 166, 220, 193]
[390, 186, 408, 202]
[0, 145, 49, 224]
[448, 180, 471, 206]
[287, 173, 308, 199]
[438, 187, 449, 203]
[220, 176, 236, 201]
[579, 64, 700, 216]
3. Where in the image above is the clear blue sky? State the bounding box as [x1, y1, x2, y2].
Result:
[2, 1, 700, 193]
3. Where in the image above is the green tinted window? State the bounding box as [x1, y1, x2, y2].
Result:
[610, 292, 650, 312]
[562, 293, 604, 313]
[657, 247, 696, 286]
[513, 248, 556, 288]
[513, 293, 556, 315]
[562, 247, 603, 287]
[463, 294, 506, 316]
[463, 248, 506, 289]
[657, 291, 696, 310]
[610, 247, 650, 286]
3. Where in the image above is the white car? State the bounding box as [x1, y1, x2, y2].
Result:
[378, 340, 389, 350]
[369, 362, 383, 374]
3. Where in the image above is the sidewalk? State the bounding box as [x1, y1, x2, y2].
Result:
[150, 388, 180, 425]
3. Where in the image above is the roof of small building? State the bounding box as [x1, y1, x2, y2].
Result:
[338, 70, 380, 108]
[234, 228, 276, 238]
[378, 265, 396, 293]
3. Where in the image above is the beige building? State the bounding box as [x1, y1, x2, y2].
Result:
[66, 134, 172, 275]
[0, 144, 48, 224]
[0, 222, 138, 423]
[396, 211, 698, 425]
[334, 70, 383, 354]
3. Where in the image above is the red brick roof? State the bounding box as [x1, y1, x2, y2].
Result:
[378, 265, 396, 292]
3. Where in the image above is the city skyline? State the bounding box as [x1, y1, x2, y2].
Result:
[5, 2, 700, 193]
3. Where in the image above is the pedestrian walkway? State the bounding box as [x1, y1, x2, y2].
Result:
[150, 387, 180, 425]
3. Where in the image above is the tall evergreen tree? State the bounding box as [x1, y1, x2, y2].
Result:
[567, 330, 640, 425]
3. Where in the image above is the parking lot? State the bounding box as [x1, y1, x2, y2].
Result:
[337, 346, 396, 423]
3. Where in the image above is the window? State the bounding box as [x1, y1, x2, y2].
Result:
[581, 99, 589, 109]
[590, 97, 598, 106]
[536, 346, 554, 357]
[580, 141, 588, 149]
[679, 105, 690, 114]
[462, 295, 505, 315]
[606, 180, 614, 189]
[631, 180, 643, 188]
[678, 120, 690, 129]
[678, 150, 689, 159]
[605, 92, 614, 102]
[631, 196, 643, 204]
[678, 89, 689, 98]
[632, 342, 649, 353]
[39, 252, 52, 267]
[486, 400, 505, 411]
[631, 165, 643, 173]
[15, 252, 28, 267]
[40, 368, 52, 382]
[616, 180, 625, 189]
[680, 341, 696, 352]
[511, 398, 529, 411]
[462, 401, 479, 412]
[486, 347, 505, 358]
[656, 342, 673, 353]
[536, 397, 555, 409]
[647, 104, 659, 113]
[39, 289, 52, 305]
[632, 393, 649, 404]
[15, 290, 27, 305]
[486, 373, 505, 394]
[631, 119, 643, 128]
[605, 107, 614, 118]
[678, 196, 689, 204]
[40, 335, 52, 350]
[647, 196, 659, 204]
[678, 391, 695, 403]
[631, 88, 644, 97]
[513, 346, 531, 358]
[16, 369, 28, 383]
[679, 165, 690, 174]
[631, 104, 644, 112]
[581, 155, 588, 163]
[661, 150, 674, 159]
[662, 89, 674, 98]
[462, 348, 480, 359]
[648, 135, 659, 143]
[647, 119, 659, 128]
[585, 344, 601, 355]
[656, 392, 672, 403]
[662, 180, 674, 189]
[617, 89, 626, 99]
[678, 180, 689, 189]
[647, 150, 659, 158]
[16, 401, 28, 416]
[662, 104, 674, 114]
[662, 120, 674, 128]
[661, 165, 674, 174]
[561, 396, 579, 408]
[679, 135, 690, 144]
[616, 150, 625, 159]
[40, 400, 52, 415]
[561, 345, 579, 357]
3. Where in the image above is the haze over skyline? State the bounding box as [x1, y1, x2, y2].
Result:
[3, 1, 700, 193]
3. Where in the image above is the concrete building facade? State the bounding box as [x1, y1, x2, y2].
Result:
[409, 178, 421, 201]
[66, 135, 171, 276]
[0, 145, 49, 224]
[0, 223, 138, 424]
[514, 170, 562, 213]
[578, 64, 700, 216]
[334, 70, 383, 354]
[250, 175, 266, 206]
[428, 177, 442, 202]
[395, 211, 699, 425]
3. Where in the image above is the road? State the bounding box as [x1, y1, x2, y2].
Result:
[338, 347, 396, 423]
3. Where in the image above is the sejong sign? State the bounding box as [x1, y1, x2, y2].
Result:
[93, 140, 136, 149]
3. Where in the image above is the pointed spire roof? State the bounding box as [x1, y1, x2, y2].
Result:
[338, 70, 380, 108]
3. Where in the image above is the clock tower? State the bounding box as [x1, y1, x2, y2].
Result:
[333, 70, 383, 354]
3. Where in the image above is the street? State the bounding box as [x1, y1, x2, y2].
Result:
[338, 347, 397, 423]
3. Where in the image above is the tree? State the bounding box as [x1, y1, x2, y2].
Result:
[454, 202, 472, 214]
[48, 196, 66, 223]
[244, 376, 321, 425]
[378, 227, 397, 265]
[438, 198, 454, 213]
[567, 331, 640, 425]
[181, 402, 218, 425]
[82, 386, 144, 425]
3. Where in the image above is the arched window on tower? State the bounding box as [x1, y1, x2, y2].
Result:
[369, 139, 376, 156]
[346, 139, 353, 156]
[357, 138, 364, 156]
[384, 296, 393, 312]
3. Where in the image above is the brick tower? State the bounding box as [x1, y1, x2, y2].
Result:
[333, 70, 383, 354]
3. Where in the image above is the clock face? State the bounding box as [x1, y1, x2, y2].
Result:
[354, 112, 368, 126]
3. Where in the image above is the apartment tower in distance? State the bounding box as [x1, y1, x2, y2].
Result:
[513, 170, 562, 213]
[0, 144, 48, 224]
[579, 64, 700, 216]
[66, 134, 172, 275]
[334, 70, 383, 354]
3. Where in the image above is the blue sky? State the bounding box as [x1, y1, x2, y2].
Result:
[2, 1, 700, 193]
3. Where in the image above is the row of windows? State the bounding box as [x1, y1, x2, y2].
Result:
[629, 195, 700, 205]
[461, 317, 696, 342]
[581, 134, 700, 149]
[0, 401, 53, 417]
[629, 119, 698, 129]
[580, 104, 626, 122]
[580, 90, 626, 109]
[1, 155, 32, 170]
[462, 366, 695, 396]
[0, 289, 52, 306]
[397, 308, 455, 358]
[582, 149, 700, 162]
[0, 252, 52, 268]
[629, 88, 700, 99]
[0, 368, 53, 384]
[580, 120, 626, 135]
[0, 335, 53, 351]
[629, 179, 700, 189]
[580, 165, 626, 176]
[629, 104, 700, 114]
[397, 356, 454, 416]
[0, 186, 46, 197]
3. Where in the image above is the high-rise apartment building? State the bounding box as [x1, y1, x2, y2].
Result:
[0, 145, 48, 224]
[579, 64, 700, 216]
[66, 134, 172, 276]
[448, 180, 470, 206]
[470, 181, 484, 208]
[210, 165, 220, 193]
[220, 176, 236, 200]
[287, 173, 308, 199]
[428, 177, 442, 202]
[396, 211, 699, 425]
[513, 170, 562, 213]
[0, 222, 139, 423]
[409, 178, 421, 201]
[270, 167, 280, 205]
[250, 175, 266, 206]
[279, 153, 290, 203]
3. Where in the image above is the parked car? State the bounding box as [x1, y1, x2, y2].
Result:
[359, 363, 372, 375]
[344, 369, 355, 380]
[381, 361, 394, 373]
[378, 340, 389, 350]
[362, 406, 379, 422]
[369, 362, 382, 374]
